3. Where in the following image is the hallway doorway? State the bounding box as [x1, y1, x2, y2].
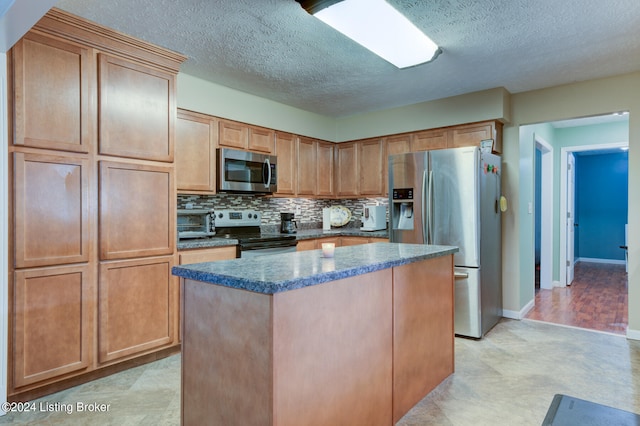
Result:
[528, 114, 629, 334]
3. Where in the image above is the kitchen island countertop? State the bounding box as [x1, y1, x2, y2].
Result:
[172, 243, 456, 294]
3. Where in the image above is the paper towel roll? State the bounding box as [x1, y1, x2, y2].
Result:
[323, 208, 331, 230]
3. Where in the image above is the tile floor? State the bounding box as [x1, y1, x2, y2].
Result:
[2, 319, 639, 425]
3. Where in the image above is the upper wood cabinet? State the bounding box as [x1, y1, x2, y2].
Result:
[219, 119, 248, 150]
[13, 152, 89, 268]
[451, 121, 502, 152]
[274, 131, 297, 196]
[359, 139, 385, 196]
[316, 142, 335, 197]
[336, 142, 359, 197]
[12, 32, 91, 153]
[297, 137, 317, 196]
[411, 128, 449, 152]
[249, 126, 275, 153]
[385, 134, 411, 158]
[98, 54, 175, 162]
[99, 161, 175, 260]
[219, 120, 274, 153]
[176, 109, 217, 193]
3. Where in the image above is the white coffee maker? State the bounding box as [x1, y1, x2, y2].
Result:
[360, 205, 387, 231]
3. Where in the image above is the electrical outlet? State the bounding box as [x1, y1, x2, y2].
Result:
[295, 205, 302, 215]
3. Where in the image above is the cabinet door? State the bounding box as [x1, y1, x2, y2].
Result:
[359, 139, 384, 196]
[13, 264, 92, 387]
[274, 132, 297, 196]
[14, 152, 89, 268]
[176, 110, 217, 193]
[219, 119, 248, 149]
[297, 137, 317, 196]
[99, 54, 175, 162]
[98, 256, 175, 363]
[12, 33, 91, 153]
[336, 142, 359, 197]
[316, 142, 334, 197]
[248, 126, 274, 153]
[450, 123, 493, 149]
[411, 129, 449, 151]
[99, 161, 175, 260]
[386, 135, 411, 157]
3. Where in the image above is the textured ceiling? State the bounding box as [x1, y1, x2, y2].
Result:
[54, 0, 640, 118]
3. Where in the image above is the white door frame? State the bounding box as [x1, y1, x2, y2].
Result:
[0, 52, 8, 414]
[559, 141, 628, 286]
[535, 135, 553, 289]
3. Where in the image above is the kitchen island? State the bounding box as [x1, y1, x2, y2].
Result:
[172, 243, 457, 426]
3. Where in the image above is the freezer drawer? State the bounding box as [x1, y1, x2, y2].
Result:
[454, 267, 481, 338]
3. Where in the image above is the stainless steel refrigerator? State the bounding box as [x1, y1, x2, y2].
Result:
[389, 146, 502, 338]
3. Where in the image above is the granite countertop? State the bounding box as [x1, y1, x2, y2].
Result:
[172, 243, 457, 294]
[177, 228, 388, 251]
[177, 237, 239, 250]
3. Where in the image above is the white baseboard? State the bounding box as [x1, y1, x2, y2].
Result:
[627, 328, 640, 341]
[502, 299, 534, 320]
[576, 257, 626, 265]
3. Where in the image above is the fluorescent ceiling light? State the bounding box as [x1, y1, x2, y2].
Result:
[300, 0, 441, 69]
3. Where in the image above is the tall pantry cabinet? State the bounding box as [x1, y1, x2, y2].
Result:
[8, 9, 186, 399]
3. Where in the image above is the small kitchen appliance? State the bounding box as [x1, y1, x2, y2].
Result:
[177, 209, 215, 239]
[280, 212, 297, 234]
[360, 205, 386, 231]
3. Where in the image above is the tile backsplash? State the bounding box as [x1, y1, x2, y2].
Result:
[177, 194, 388, 229]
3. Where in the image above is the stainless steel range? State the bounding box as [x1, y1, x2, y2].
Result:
[214, 210, 297, 258]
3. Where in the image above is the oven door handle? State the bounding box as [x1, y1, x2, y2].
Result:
[263, 158, 271, 189]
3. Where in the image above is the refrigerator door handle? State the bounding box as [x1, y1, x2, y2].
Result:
[454, 271, 469, 279]
[422, 170, 428, 243]
[429, 170, 436, 244]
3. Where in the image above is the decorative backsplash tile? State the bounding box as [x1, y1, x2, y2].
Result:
[177, 194, 388, 229]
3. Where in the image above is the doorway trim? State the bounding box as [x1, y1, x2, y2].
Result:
[535, 135, 553, 290]
[559, 141, 629, 286]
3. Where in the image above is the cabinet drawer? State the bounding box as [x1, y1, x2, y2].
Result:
[179, 246, 238, 264]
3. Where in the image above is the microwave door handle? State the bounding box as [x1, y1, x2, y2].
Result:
[263, 158, 271, 188]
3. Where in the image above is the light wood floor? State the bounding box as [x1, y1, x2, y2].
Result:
[525, 262, 628, 335]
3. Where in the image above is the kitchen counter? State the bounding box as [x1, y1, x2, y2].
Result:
[175, 243, 457, 425]
[176, 236, 238, 250]
[176, 227, 388, 251]
[172, 243, 454, 294]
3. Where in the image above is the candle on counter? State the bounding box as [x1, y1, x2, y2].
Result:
[322, 243, 335, 258]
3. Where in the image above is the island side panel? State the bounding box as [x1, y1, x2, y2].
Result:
[272, 269, 393, 426]
[392, 255, 455, 423]
[182, 279, 273, 426]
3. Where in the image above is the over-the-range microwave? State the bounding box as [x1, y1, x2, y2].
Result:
[217, 148, 277, 194]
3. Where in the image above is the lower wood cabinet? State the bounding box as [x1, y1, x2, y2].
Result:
[178, 246, 238, 264]
[98, 256, 176, 364]
[13, 264, 92, 388]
